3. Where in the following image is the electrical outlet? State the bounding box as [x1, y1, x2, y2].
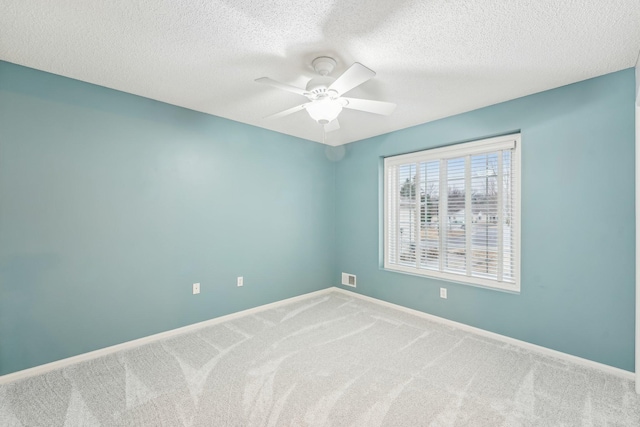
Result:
[193, 283, 200, 295]
[237, 276, 243, 287]
[440, 288, 447, 299]
[341, 273, 356, 287]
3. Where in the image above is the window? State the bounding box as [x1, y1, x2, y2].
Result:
[384, 134, 520, 292]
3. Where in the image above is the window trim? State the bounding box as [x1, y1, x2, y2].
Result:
[383, 133, 521, 293]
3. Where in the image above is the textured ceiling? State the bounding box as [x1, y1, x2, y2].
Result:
[1, 1, 639, 146]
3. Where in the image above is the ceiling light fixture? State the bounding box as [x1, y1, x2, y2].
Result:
[256, 56, 396, 134]
[305, 99, 343, 124]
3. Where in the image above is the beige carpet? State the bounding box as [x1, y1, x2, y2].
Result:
[1, 291, 639, 426]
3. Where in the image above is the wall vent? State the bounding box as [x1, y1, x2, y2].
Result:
[341, 273, 356, 287]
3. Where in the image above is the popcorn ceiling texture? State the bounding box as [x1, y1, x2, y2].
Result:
[1, 0, 639, 145]
[1, 292, 639, 426]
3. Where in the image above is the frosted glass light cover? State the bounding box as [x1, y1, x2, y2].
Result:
[306, 99, 342, 124]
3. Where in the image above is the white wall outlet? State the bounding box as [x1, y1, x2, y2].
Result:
[193, 283, 200, 295]
[341, 273, 356, 287]
[237, 276, 243, 287]
[440, 287, 447, 299]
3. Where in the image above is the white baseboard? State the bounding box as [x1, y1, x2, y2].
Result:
[0, 288, 334, 385]
[2, 286, 634, 386]
[332, 287, 635, 382]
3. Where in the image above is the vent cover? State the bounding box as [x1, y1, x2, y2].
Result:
[341, 273, 356, 287]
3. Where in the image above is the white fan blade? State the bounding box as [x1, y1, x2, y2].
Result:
[341, 97, 396, 115]
[264, 103, 309, 120]
[324, 119, 340, 133]
[328, 63, 375, 96]
[255, 77, 309, 97]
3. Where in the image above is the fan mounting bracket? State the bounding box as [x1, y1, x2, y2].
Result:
[312, 56, 337, 76]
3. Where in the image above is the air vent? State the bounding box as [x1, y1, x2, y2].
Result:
[341, 272, 356, 288]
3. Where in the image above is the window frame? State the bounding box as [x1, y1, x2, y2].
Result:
[383, 133, 521, 292]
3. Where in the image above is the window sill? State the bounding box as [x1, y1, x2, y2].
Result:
[381, 265, 520, 294]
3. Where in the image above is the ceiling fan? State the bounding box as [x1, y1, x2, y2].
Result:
[255, 56, 396, 133]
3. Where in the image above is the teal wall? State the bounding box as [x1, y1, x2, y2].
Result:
[334, 69, 636, 371]
[0, 61, 336, 375]
[0, 61, 635, 376]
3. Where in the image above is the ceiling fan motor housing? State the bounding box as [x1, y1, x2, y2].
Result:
[306, 76, 338, 99]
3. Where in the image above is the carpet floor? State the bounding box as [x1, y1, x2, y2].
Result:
[1, 290, 639, 426]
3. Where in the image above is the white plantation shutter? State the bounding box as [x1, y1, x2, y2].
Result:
[384, 134, 520, 292]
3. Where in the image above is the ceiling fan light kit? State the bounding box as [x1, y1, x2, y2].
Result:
[256, 56, 396, 133]
[305, 99, 343, 125]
